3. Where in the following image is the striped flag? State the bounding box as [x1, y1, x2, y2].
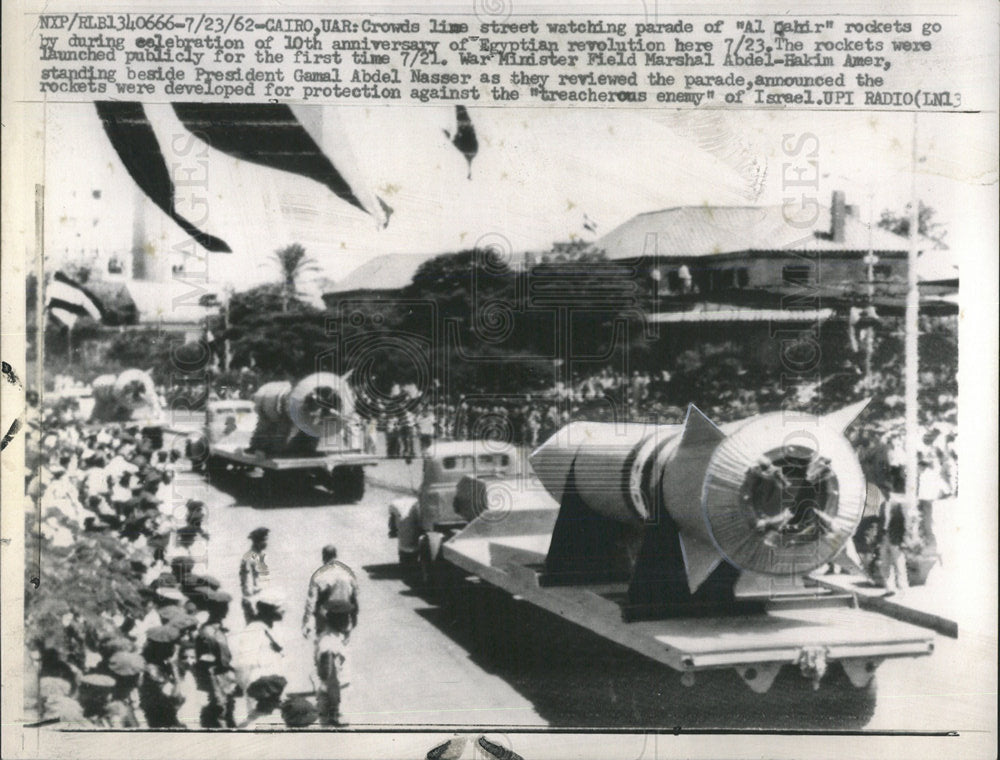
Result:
[98, 102, 388, 253]
[95, 101, 232, 253]
[172, 103, 387, 227]
[46, 271, 105, 327]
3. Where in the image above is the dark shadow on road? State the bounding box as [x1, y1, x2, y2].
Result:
[362, 563, 407, 581]
[201, 469, 358, 509]
[401, 577, 877, 730]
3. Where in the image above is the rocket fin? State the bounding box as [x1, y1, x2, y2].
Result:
[677, 531, 723, 594]
[679, 404, 725, 449]
[822, 398, 872, 432]
[831, 542, 866, 575]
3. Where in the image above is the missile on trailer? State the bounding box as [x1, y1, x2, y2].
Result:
[91, 368, 164, 425]
[529, 400, 875, 617]
[249, 371, 360, 456]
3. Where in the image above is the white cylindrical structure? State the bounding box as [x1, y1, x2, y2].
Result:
[532, 405, 869, 583]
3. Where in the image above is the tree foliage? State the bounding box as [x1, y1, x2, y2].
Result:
[878, 202, 947, 246]
[273, 242, 319, 312]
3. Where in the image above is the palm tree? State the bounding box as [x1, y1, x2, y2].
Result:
[273, 243, 319, 311]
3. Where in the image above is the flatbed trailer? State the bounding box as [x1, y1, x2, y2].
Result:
[208, 444, 378, 471]
[192, 396, 378, 502]
[204, 444, 377, 502]
[442, 507, 936, 694]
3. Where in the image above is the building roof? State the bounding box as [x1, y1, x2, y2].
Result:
[648, 306, 835, 324]
[596, 204, 918, 259]
[324, 253, 437, 295]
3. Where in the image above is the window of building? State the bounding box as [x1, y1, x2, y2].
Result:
[782, 265, 812, 285]
[737, 268, 750, 288]
[873, 263, 893, 280]
[107, 257, 123, 274]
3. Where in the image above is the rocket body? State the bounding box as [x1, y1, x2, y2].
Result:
[530, 402, 871, 593]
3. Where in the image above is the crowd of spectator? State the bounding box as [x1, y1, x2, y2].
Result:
[22, 403, 318, 729]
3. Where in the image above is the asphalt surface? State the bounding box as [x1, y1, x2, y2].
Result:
[159, 425, 995, 732]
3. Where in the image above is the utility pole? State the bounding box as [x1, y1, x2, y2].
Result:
[223, 287, 232, 373]
[863, 191, 877, 390]
[904, 114, 921, 520]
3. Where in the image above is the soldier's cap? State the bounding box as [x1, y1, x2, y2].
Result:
[168, 614, 199, 632]
[154, 586, 185, 603]
[184, 585, 210, 606]
[108, 651, 146, 678]
[78, 673, 117, 690]
[204, 589, 232, 605]
[145, 625, 181, 645]
[154, 571, 178, 587]
[157, 605, 186, 625]
[199, 575, 222, 590]
[248, 527, 270, 542]
[281, 696, 318, 727]
[246, 675, 287, 702]
[170, 554, 195, 571]
[98, 633, 133, 656]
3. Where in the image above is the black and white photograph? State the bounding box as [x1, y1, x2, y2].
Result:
[1, 2, 997, 759]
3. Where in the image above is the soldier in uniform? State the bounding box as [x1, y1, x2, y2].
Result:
[239, 675, 287, 729]
[302, 545, 358, 725]
[76, 674, 118, 727]
[239, 527, 270, 623]
[195, 589, 238, 727]
[106, 651, 146, 727]
[232, 592, 286, 702]
[281, 695, 319, 728]
[139, 625, 185, 727]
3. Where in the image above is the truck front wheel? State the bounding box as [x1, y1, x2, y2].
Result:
[417, 533, 452, 597]
[329, 466, 365, 503]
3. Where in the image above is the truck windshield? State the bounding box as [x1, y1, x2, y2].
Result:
[441, 454, 510, 471]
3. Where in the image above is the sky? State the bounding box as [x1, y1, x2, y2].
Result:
[44, 104, 992, 299]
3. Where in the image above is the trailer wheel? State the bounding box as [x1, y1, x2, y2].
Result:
[329, 466, 365, 503]
[417, 542, 438, 593]
[345, 466, 365, 502]
[417, 534, 452, 597]
[206, 455, 226, 480]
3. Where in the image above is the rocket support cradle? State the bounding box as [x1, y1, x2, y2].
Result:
[529, 400, 875, 619]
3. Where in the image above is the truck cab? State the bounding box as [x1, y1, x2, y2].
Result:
[188, 399, 258, 467]
[388, 441, 519, 574]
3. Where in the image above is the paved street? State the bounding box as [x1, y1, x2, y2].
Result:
[159, 426, 995, 732]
